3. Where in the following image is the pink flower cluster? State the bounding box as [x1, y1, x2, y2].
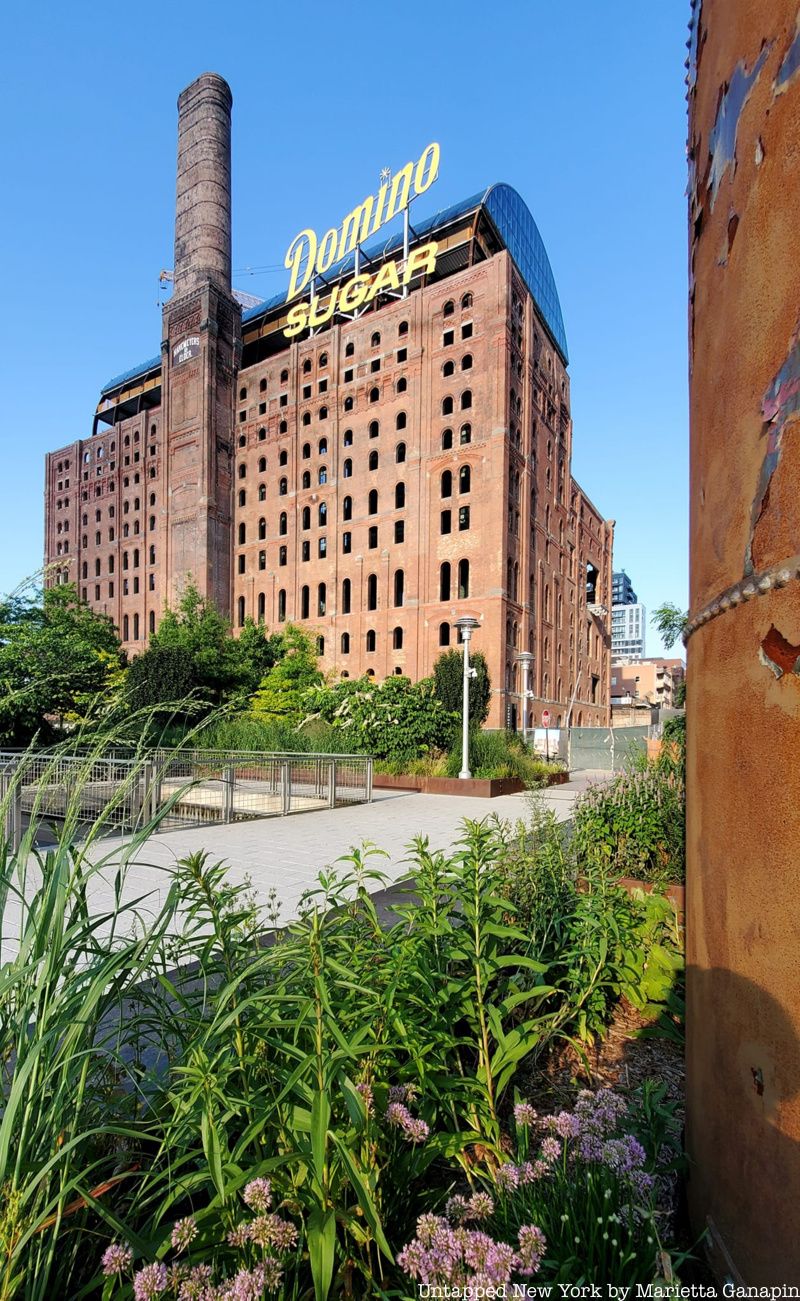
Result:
[445, 1191, 495, 1222]
[386, 1100, 430, 1144]
[398, 1213, 546, 1288]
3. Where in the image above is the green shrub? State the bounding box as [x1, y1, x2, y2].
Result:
[433, 648, 491, 727]
[304, 673, 455, 764]
[572, 761, 685, 884]
[444, 729, 564, 783]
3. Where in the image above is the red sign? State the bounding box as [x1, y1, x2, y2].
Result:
[542, 710, 551, 728]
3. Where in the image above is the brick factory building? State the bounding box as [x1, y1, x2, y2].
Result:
[44, 73, 613, 730]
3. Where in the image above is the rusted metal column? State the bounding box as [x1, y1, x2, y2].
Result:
[686, 0, 800, 1283]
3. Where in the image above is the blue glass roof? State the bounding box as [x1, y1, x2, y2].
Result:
[100, 182, 567, 394]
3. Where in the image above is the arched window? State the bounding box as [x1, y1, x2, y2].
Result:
[341, 632, 350, 654]
[133, 548, 140, 568]
[458, 558, 470, 598]
[278, 589, 287, 621]
[238, 522, 246, 545]
[440, 562, 451, 601]
[461, 292, 473, 310]
[395, 482, 406, 509]
[303, 359, 312, 374]
[460, 423, 472, 445]
[238, 464, 246, 479]
[237, 596, 245, 628]
[238, 489, 246, 507]
[318, 502, 327, 526]
[302, 506, 311, 530]
[371, 331, 380, 347]
[319, 406, 328, 421]
[301, 586, 310, 619]
[368, 489, 378, 514]
[318, 438, 328, 455]
[393, 626, 403, 649]
[393, 570, 405, 607]
[441, 428, 453, 450]
[130, 612, 137, 641]
[345, 340, 355, 357]
[367, 574, 378, 610]
[343, 428, 353, 446]
[343, 458, 352, 478]
[279, 545, 287, 566]
[396, 442, 406, 463]
[317, 583, 326, 616]
[302, 412, 311, 426]
[258, 517, 267, 540]
[368, 450, 379, 471]
[342, 578, 351, 613]
[302, 443, 311, 459]
[369, 419, 379, 439]
[279, 448, 288, 465]
[343, 495, 352, 521]
[439, 622, 451, 646]
[442, 396, 454, 416]
[442, 360, 455, 377]
[369, 387, 379, 403]
[441, 470, 452, 498]
[443, 299, 454, 316]
[366, 630, 376, 652]
[459, 465, 471, 493]
[398, 320, 408, 336]
[279, 512, 287, 536]
[396, 376, 408, 394]
[461, 354, 473, 370]
[149, 544, 155, 565]
[257, 592, 266, 623]
[396, 411, 407, 430]
[344, 395, 354, 412]
[259, 550, 267, 570]
[302, 470, 311, 489]
[318, 466, 327, 485]
[258, 427, 266, 441]
[258, 456, 266, 472]
[149, 610, 156, 635]
[123, 615, 129, 640]
[279, 477, 288, 495]
[461, 389, 472, 410]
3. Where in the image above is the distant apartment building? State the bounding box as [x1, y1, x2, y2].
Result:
[611, 601, 646, 660]
[611, 656, 684, 710]
[612, 570, 637, 606]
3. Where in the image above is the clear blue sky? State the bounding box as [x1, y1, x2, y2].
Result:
[0, 1, 688, 657]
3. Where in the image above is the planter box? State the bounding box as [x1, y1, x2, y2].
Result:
[373, 771, 569, 798]
[618, 875, 685, 917]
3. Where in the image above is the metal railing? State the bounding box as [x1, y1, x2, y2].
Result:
[0, 748, 373, 849]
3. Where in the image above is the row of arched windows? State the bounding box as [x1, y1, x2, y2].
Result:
[441, 390, 472, 416]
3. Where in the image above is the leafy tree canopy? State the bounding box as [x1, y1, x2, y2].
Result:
[251, 625, 323, 725]
[0, 581, 123, 744]
[432, 648, 491, 729]
[651, 603, 688, 651]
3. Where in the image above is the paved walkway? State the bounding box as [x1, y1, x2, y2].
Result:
[1, 774, 604, 958]
[94, 777, 595, 918]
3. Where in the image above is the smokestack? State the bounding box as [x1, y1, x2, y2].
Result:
[173, 73, 232, 297]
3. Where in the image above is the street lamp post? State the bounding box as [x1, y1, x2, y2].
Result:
[454, 616, 480, 780]
[515, 651, 534, 745]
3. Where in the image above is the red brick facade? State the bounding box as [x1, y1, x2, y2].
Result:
[44, 75, 613, 730]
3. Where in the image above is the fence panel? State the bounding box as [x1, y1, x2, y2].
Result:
[567, 727, 649, 772]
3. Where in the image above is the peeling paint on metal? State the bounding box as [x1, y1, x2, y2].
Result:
[755, 135, 765, 165]
[687, 0, 704, 92]
[759, 624, 800, 678]
[746, 321, 800, 571]
[708, 44, 771, 207]
[774, 11, 800, 94]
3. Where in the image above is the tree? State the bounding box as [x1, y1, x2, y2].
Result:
[144, 583, 283, 710]
[651, 603, 688, 651]
[125, 644, 197, 715]
[251, 626, 322, 725]
[432, 649, 491, 729]
[0, 582, 124, 744]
